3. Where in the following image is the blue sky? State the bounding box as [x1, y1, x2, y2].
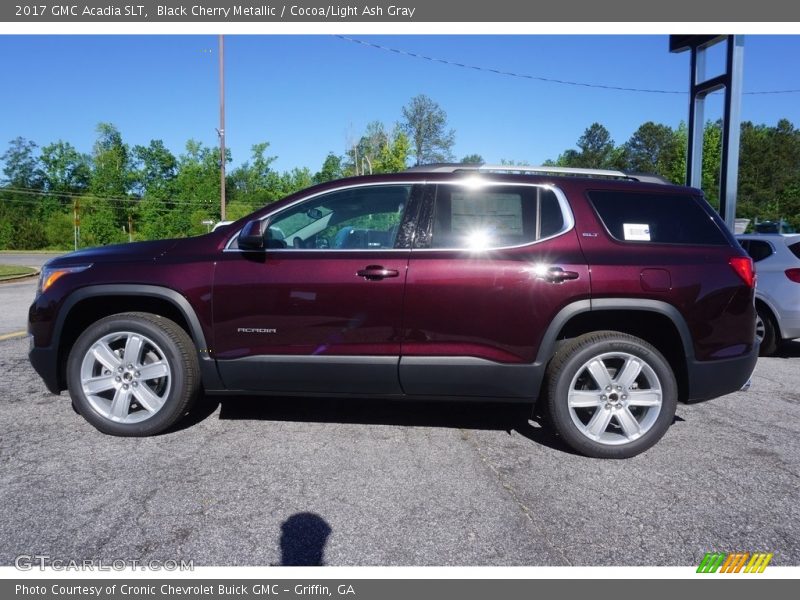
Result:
[1, 35, 799, 173]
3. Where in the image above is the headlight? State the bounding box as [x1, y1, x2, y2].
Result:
[38, 264, 92, 294]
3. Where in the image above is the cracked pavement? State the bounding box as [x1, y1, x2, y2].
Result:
[1, 335, 799, 566]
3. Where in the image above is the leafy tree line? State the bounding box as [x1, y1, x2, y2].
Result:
[1, 94, 798, 250]
[0, 94, 457, 250]
[544, 119, 800, 228]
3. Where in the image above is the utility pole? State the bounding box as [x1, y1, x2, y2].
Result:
[128, 213, 133, 243]
[218, 34, 226, 221]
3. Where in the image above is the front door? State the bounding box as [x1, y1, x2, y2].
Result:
[213, 183, 419, 395]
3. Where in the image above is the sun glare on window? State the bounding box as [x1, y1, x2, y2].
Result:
[463, 230, 492, 251]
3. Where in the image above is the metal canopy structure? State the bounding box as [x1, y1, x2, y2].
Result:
[670, 35, 744, 231]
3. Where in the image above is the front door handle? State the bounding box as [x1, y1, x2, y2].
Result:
[544, 267, 580, 283]
[357, 265, 400, 281]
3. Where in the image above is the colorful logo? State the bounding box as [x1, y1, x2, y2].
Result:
[697, 552, 773, 573]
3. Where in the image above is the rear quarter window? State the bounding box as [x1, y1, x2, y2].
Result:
[588, 190, 728, 245]
[790, 241, 800, 260]
[740, 239, 774, 262]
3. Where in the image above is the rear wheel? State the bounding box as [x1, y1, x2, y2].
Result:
[755, 304, 778, 356]
[67, 312, 199, 436]
[545, 331, 678, 459]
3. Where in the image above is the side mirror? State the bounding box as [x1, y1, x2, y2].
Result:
[238, 219, 266, 250]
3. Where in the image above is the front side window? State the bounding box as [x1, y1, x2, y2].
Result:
[422, 184, 566, 250]
[254, 185, 410, 250]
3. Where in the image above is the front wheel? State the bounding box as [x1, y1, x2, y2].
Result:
[67, 312, 200, 436]
[545, 331, 678, 459]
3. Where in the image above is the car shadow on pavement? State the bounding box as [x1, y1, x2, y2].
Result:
[184, 393, 578, 454]
[165, 394, 223, 433]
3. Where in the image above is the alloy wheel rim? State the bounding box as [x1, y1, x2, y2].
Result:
[567, 351, 662, 446]
[755, 315, 766, 343]
[80, 331, 172, 424]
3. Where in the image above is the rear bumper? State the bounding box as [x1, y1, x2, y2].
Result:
[686, 345, 759, 402]
[29, 344, 62, 394]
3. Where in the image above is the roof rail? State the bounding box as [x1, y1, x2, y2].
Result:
[404, 163, 670, 184]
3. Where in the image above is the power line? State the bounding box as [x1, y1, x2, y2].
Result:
[0, 195, 194, 216]
[0, 186, 218, 206]
[1, 186, 141, 203]
[336, 35, 800, 96]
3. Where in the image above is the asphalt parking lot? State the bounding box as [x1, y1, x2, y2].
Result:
[0, 253, 60, 337]
[1, 326, 799, 567]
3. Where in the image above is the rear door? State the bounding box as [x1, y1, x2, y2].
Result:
[399, 182, 590, 398]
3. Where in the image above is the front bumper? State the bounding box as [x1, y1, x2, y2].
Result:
[29, 344, 62, 394]
[686, 344, 759, 402]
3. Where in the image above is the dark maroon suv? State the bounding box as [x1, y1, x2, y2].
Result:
[28, 165, 758, 458]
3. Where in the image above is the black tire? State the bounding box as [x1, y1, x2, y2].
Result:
[66, 312, 200, 436]
[756, 304, 778, 357]
[545, 331, 678, 459]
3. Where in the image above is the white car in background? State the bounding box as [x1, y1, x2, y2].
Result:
[211, 220, 233, 232]
[737, 233, 800, 355]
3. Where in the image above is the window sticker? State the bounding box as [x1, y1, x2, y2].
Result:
[623, 223, 651, 241]
[450, 192, 523, 236]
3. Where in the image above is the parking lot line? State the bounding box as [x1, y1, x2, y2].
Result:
[0, 331, 26, 341]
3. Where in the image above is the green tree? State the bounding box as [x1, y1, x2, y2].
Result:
[40, 141, 91, 194]
[80, 194, 125, 247]
[313, 152, 344, 184]
[0, 137, 46, 249]
[664, 122, 688, 185]
[2, 136, 42, 188]
[701, 120, 722, 208]
[90, 123, 134, 233]
[44, 211, 75, 249]
[373, 129, 411, 173]
[737, 119, 800, 226]
[401, 95, 455, 165]
[170, 140, 223, 236]
[623, 122, 679, 175]
[35, 141, 90, 248]
[575, 123, 616, 168]
[348, 121, 389, 175]
[554, 150, 580, 167]
[460, 154, 484, 164]
[91, 123, 131, 197]
[132, 140, 179, 241]
[345, 123, 410, 175]
[228, 142, 277, 213]
[133, 139, 177, 197]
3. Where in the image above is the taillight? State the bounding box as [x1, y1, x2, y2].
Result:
[786, 268, 800, 284]
[729, 256, 755, 288]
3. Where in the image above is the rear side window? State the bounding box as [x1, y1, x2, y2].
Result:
[426, 184, 566, 250]
[740, 240, 774, 262]
[588, 191, 728, 245]
[790, 242, 800, 260]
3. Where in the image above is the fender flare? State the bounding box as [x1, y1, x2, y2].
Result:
[533, 298, 694, 367]
[55, 284, 224, 390]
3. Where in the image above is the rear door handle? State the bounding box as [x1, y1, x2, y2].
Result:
[357, 265, 400, 281]
[544, 267, 580, 283]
